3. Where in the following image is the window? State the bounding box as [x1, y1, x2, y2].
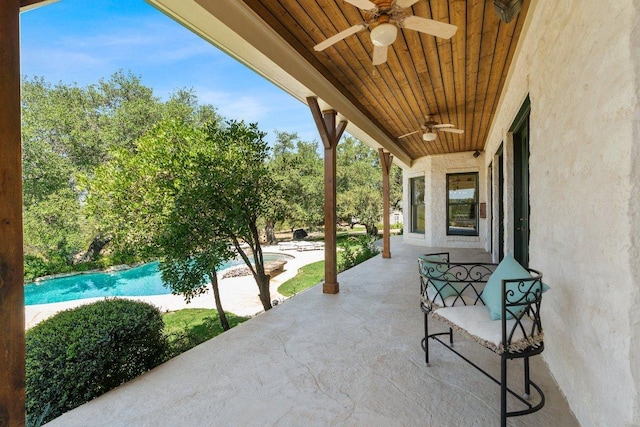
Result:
[447, 173, 478, 236]
[410, 177, 425, 233]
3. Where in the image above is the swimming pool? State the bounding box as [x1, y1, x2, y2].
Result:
[24, 253, 291, 306]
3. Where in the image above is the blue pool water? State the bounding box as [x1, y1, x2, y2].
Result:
[24, 254, 289, 306]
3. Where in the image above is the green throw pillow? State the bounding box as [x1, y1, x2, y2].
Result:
[430, 275, 462, 300]
[419, 254, 462, 300]
[481, 254, 550, 320]
[419, 254, 449, 278]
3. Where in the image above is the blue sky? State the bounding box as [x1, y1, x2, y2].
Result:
[19, 0, 319, 144]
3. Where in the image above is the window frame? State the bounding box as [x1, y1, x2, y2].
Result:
[446, 172, 479, 236]
[410, 176, 425, 234]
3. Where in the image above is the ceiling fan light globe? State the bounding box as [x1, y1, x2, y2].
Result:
[370, 23, 398, 47]
[423, 132, 437, 141]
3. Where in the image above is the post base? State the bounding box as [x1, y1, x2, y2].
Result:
[382, 251, 391, 258]
[323, 282, 339, 294]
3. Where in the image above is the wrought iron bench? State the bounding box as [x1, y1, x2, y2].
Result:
[419, 252, 548, 427]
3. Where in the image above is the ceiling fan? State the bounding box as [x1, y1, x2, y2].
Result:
[313, 0, 457, 66]
[398, 115, 464, 141]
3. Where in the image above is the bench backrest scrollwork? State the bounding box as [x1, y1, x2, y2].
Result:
[419, 252, 496, 310]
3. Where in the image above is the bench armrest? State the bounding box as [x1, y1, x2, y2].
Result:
[500, 272, 545, 353]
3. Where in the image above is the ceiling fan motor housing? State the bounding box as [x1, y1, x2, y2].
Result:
[370, 22, 398, 46]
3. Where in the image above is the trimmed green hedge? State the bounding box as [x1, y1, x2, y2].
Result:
[26, 299, 169, 425]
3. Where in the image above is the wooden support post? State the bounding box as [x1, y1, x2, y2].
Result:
[307, 97, 346, 294]
[378, 149, 393, 259]
[0, 1, 26, 425]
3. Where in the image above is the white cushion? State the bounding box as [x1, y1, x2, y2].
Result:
[431, 305, 543, 354]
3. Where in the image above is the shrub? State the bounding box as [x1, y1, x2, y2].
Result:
[24, 255, 49, 282]
[26, 299, 169, 425]
[338, 235, 380, 272]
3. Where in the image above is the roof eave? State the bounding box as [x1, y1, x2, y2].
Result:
[20, 0, 59, 13]
[146, 0, 413, 168]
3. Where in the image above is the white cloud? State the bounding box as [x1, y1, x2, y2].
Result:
[28, 17, 218, 71]
[195, 88, 270, 122]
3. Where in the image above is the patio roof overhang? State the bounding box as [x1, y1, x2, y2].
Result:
[19, 0, 58, 12]
[147, 0, 530, 168]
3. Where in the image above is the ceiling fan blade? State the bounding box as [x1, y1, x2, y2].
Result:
[372, 44, 388, 65]
[314, 24, 367, 51]
[400, 16, 457, 39]
[344, 0, 377, 10]
[438, 128, 464, 134]
[431, 123, 454, 129]
[395, 0, 420, 8]
[398, 130, 421, 139]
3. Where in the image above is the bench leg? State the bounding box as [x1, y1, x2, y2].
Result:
[449, 327, 454, 347]
[424, 313, 430, 365]
[524, 356, 531, 399]
[501, 356, 507, 427]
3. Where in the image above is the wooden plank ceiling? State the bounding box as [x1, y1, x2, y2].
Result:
[240, 0, 529, 160]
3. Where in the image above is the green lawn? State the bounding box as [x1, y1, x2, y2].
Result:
[277, 260, 325, 297]
[163, 308, 249, 356]
[277, 235, 380, 297]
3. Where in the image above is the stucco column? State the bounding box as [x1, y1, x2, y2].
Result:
[0, 0, 26, 425]
[307, 97, 346, 294]
[378, 149, 393, 258]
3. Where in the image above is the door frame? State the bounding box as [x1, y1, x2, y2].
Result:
[496, 144, 505, 261]
[510, 96, 531, 267]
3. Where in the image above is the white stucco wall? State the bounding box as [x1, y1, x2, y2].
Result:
[403, 152, 486, 248]
[483, 1, 640, 425]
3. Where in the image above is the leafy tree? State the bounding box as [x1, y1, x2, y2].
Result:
[390, 163, 403, 211]
[336, 136, 383, 235]
[202, 120, 280, 311]
[162, 88, 221, 127]
[88, 119, 279, 321]
[23, 189, 87, 274]
[21, 72, 223, 277]
[268, 131, 323, 234]
[87, 120, 235, 328]
[93, 70, 163, 155]
[21, 133, 75, 208]
[335, 136, 404, 235]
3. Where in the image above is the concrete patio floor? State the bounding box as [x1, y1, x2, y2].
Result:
[47, 237, 578, 426]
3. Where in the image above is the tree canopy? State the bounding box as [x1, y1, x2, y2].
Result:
[21, 71, 221, 279]
[21, 71, 403, 289]
[337, 136, 383, 235]
[87, 119, 279, 316]
[268, 131, 324, 230]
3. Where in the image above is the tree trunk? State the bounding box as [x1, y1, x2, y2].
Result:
[231, 228, 272, 312]
[209, 273, 230, 331]
[256, 272, 272, 311]
[265, 221, 276, 245]
[365, 223, 378, 236]
[249, 221, 272, 311]
[75, 234, 112, 264]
